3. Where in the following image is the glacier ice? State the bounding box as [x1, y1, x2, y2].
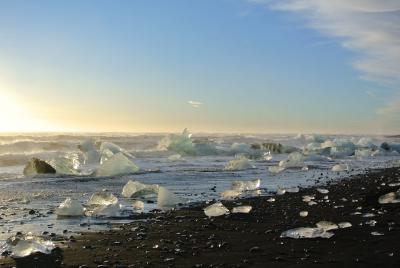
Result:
[378, 191, 400, 204]
[157, 128, 196, 155]
[278, 152, 305, 168]
[281, 227, 334, 239]
[231, 179, 261, 191]
[204, 202, 229, 217]
[132, 200, 145, 210]
[48, 154, 81, 175]
[331, 164, 349, 172]
[87, 192, 118, 206]
[91, 203, 121, 217]
[2, 233, 55, 258]
[157, 186, 182, 208]
[122, 180, 159, 198]
[224, 157, 254, 171]
[56, 198, 85, 217]
[231, 205, 252, 214]
[95, 152, 139, 176]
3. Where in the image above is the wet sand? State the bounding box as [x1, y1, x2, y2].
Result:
[1, 167, 400, 267]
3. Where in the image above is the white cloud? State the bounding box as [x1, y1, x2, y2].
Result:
[248, 0, 400, 128]
[188, 100, 203, 108]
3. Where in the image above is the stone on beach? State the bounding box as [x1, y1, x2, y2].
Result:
[95, 153, 139, 176]
[23, 158, 56, 176]
[299, 211, 308, 217]
[55, 198, 85, 217]
[231, 205, 252, 214]
[121, 180, 159, 198]
[378, 191, 400, 204]
[317, 188, 329, 194]
[204, 202, 229, 217]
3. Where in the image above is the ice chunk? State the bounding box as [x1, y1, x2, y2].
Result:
[157, 186, 182, 208]
[356, 137, 376, 148]
[23, 158, 56, 176]
[48, 154, 81, 175]
[231, 205, 252, 214]
[230, 143, 251, 154]
[2, 233, 55, 258]
[299, 211, 308, 217]
[91, 203, 121, 217]
[99, 148, 115, 164]
[330, 141, 356, 158]
[268, 166, 285, 174]
[276, 188, 286, 195]
[87, 192, 118, 206]
[286, 187, 300, 193]
[371, 231, 384, 236]
[279, 152, 305, 168]
[302, 166, 309, 171]
[231, 179, 261, 191]
[378, 192, 400, 204]
[78, 139, 97, 153]
[316, 221, 338, 231]
[220, 189, 242, 200]
[267, 197, 275, 202]
[78, 139, 100, 164]
[95, 152, 139, 176]
[121, 180, 159, 198]
[157, 128, 196, 155]
[56, 198, 85, 217]
[168, 154, 183, 161]
[281, 227, 334, 239]
[302, 195, 315, 202]
[132, 200, 144, 210]
[308, 201, 317, 206]
[317, 188, 329, 194]
[355, 148, 372, 158]
[338, 222, 352, 229]
[204, 202, 229, 217]
[331, 164, 349, 172]
[224, 157, 254, 171]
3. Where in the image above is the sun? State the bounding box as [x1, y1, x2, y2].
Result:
[0, 90, 57, 132]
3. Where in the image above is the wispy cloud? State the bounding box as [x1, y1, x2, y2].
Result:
[188, 100, 203, 108]
[248, 0, 400, 127]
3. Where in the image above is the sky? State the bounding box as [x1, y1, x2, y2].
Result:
[0, 0, 399, 134]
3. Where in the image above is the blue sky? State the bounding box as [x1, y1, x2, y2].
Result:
[0, 0, 398, 134]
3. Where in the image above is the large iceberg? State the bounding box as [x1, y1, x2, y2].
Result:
[55, 198, 85, 217]
[121, 180, 159, 198]
[95, 152, 139, 176]
[2, 233, 55, 258]
[157, 186, 183, 208]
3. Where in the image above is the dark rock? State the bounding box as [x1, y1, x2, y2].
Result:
[23, 158, 56, 176]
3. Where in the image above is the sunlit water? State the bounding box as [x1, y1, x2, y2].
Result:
[0, 133, 399, 243]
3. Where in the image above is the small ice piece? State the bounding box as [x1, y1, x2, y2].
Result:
[3, 233, 55, 258]
[286, 187, 300, 193]
[362, 213, 375, 218]
[278, 152, 305, 168]
[231, 205, 252, 214]
[220, 190, 242, 200]
[87, 192, 118, 206]
[132, 200, 145, 210]
[299, 211, 308, 217]
[371, 231, 384, 236]
[351, 212, 362, 215]
[91, 203, 121, 217]
[267, 197, 275, 202]
[204, 202, 229, 217]
[308, 201, 317, 206]
[331, 164, 349, 172]
[121, 180, 159, 198]
[157, 186, 182, 208]
[23, 158, 56, 176]
[302, 195, 315, 202]
[268, 166, 285, 174]
[365, 220, 377, 226]
[280, 227, 334, 239]
[224, 157, 254, 171]
[56, 198, 85, 217]
[168, 154, 183, 161]
[302, 166, 309, 171]
[378, 192, 400, 204]
[338, 222, 352, 229]
[96, 152, 139, 176]
[276, 188, 286, 195]
[316, 221, 338, 231]
[317, 188, 329, 194]
[231, 179, 261, 191]
[388, 182, 400, 187]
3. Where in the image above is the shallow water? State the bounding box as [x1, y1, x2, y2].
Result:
[0, 133, 399, 243]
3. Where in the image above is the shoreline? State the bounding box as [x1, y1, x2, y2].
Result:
[1, 166, 400, 267]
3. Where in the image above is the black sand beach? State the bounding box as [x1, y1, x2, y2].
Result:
[2, 167, 400, 267]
